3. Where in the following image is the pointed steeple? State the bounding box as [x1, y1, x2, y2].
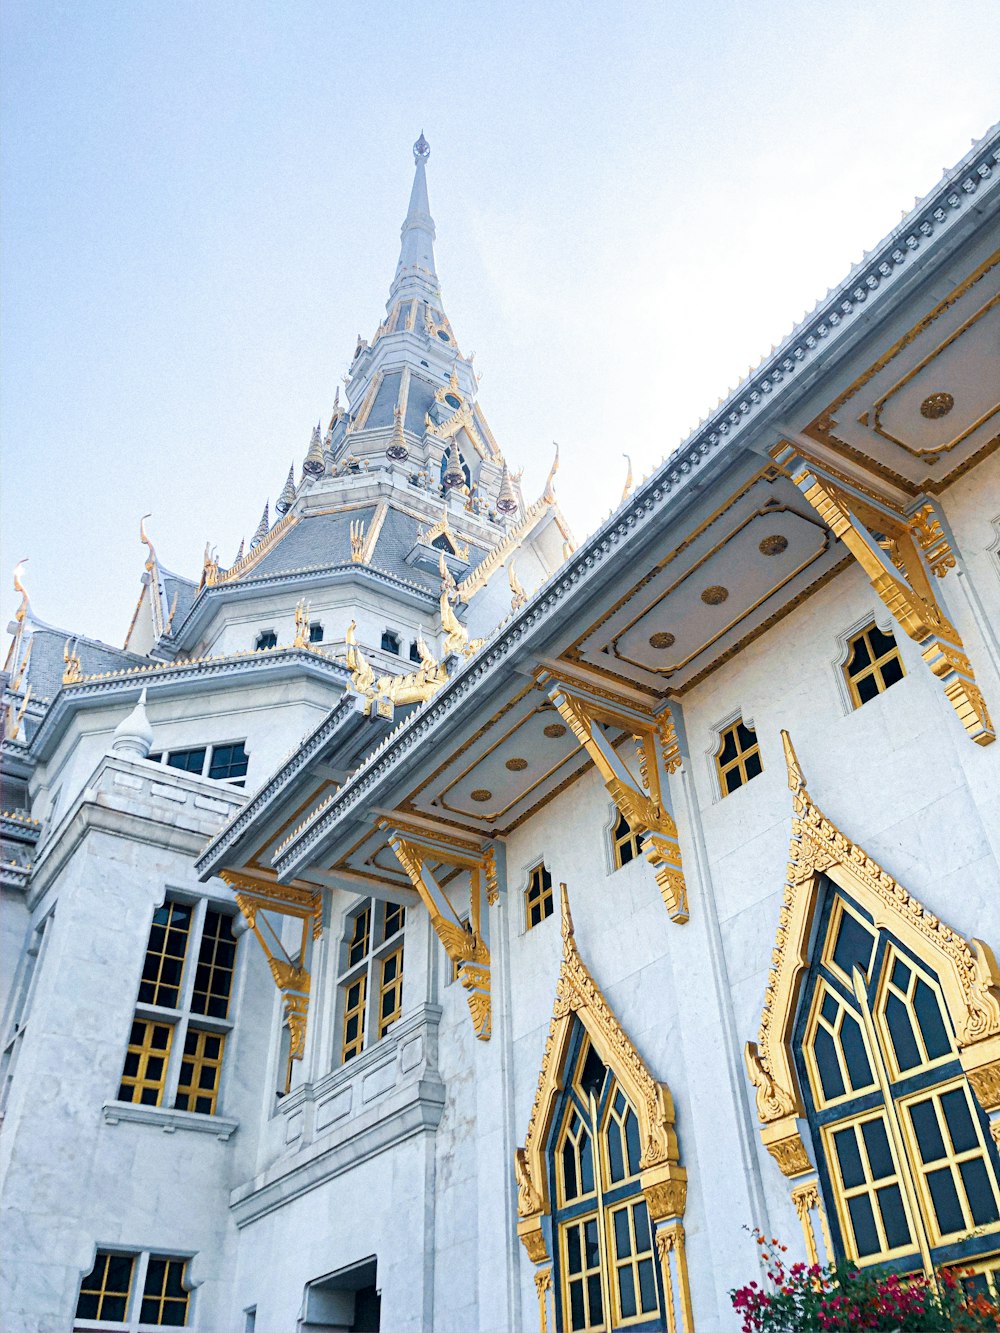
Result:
[442, 436, 466, 491]
[250, 503, 270, 549]
[391, 133, 438, 302]
[275, 464, 296, 514]
[496, 461, 518, 514]
[302, 422, 325, 478]
[232, 537, 245, 565]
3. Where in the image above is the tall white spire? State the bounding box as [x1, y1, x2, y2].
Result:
[391, 132, 438, 302]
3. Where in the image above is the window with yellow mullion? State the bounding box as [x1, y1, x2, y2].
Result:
[611, 811, 644, 871]
[902, 1080, 1000, 1246]
[139, 1256, 190, 1326]
[75, 1251, 135, 1323]
[561, 1213, 605, 1332]
[823, 1110, 918, 1263]
[118, 1019, 173, 1106]
[341, 975, 367, 1063]
[525, 863, 554, 929]
[175, 1029, 226, 1116]
[715, 719, 762, 796]
[337, 900, 407, 1065]
[377, 947, 404, 1039]
[844, 622, 905, 708]
[608, 1198, 659, 1327]
[137, 901, 191, 1008]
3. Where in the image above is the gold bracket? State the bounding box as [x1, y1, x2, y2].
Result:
[380, 819, 496, 1040]
[540, 674, 688, 923]
[774, 445, 994, 745]
[220, 871, 320, 1062]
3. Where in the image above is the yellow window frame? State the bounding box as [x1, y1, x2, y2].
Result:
[607, 1197, 659, 1328]
[175, 1028, 226, 1116]
[559, 1210, 605, 1333]
[75, 1251, 136, 1323]
[898, 1077, 1000, 1248]
[874, 946, 957, 1084]
[525, 863, 554, 930]
[118, 1019, 174, 1107]
[802, 978, 878, 1111]
[377, 946, 404, 1039]
[341, 974, 367, 1063]
[843, 621, 906, 709]
[715, 719, 762, 796]
[821, 1107, 921, 1266]
[139, 1256, 190, 1326]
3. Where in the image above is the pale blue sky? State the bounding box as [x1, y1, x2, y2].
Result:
[2, 1, 998, 648]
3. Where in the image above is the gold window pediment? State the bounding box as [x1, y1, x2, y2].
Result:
[515, 884, 685, 1256]
[745, 731, 1000, 1176]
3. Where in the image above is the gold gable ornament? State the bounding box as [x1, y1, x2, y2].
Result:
[515, 884, 693, 1333]
[744, 730, 1000, 1263]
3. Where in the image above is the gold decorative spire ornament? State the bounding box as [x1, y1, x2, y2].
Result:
[621, 454, 634, 505]
[293, 599, 310, 648]
[349, 520, 366, 563]
[386, 403, 409, 462]
[250, 503, 270, 550]
[543, 443, 559, 503]
[442, 436, 465, 491]
[496, 461, 518, 514]
[302, 422, 325, 477]
[63, 638, 82, 685]
[275, 464, 296, 515]
[232, 537, 245, 565]
[12, 560, 29, 624]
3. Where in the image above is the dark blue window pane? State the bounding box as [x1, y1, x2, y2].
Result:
[880, 655, 904, 688]
[927, 1166, 965, 1235]
[941, 1087, 978, 1154]
[848, 1195, 880, 1257]
[815, 1027, 846, 1101]
[892, 959, 911, 990]
[910, 1099, 946, 1163]
[587, 1275, 603, 1328]
[834, 1127, 865, 1189]
[614, 1208, 630, 1259]
[618, 1265, 637, 1319]
[562, 1140, 579, 1200]
[638, 1258, 657, 1313]
[848, 637, 872, 672]
[744, 750, 763, 780]
[821, 993, 839, 1025]
[567, 1226, 581, 1274]
[607, 1119, 625, 1183]
[167, 748, 206, 774]
[208, 742, 248, 781]
[913, 979, 951, 1060]
[584, 1218, 600, 1267]
[833, 912, 875, 979]
[633, 1201, 651, 1252]
[718, 730, 737, 764]
[625, 1108, 642, 1176]
[841, 1014, 873, 1091]
[876, 1184, 911, 1250]
[580, 1133, 594, 1195]
[570, 1280, 585, 1330]
[861, 1118, 894, 1180]
[885, 993, 921, 1072]
[960, 1159, 1000, 1228]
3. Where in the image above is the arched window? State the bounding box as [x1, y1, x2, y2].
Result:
[549, 1026, 663, 1331]
[610, 810, 644, 870]
[794, 879, 1000, 1274]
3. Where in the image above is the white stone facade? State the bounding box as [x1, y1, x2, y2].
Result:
[2, 128, 999, 1332]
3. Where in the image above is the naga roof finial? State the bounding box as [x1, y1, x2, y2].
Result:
[621, 454, 634, 505]
[413, 131, 430, 162]
[543, 442, 560, 503]
[12, 559, 29, 624]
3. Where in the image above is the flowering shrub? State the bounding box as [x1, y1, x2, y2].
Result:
[730, 1230, 1000, 1332]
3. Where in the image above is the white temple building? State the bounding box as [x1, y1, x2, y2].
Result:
[2, 125, 999, 1333]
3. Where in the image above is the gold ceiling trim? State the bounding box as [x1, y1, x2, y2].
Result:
[744, 732, 1000, 1179]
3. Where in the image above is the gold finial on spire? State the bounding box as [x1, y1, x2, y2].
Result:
[250, 503, 270, 550]
[63, 638, 82, 685]
[442, 437, 466, 492]
[350, 519, 366, 563]
[496, 460, 518, 514]
[12, 559, 29, 624]
[139, 514, 157, 573]
[293, 599, 310, 648]
[414, 130, 430, 162]
[202, 543, 220, 587]
[387, 403, 409, 462]
[781, 729, 807, 797]
[559, 882, 574, 944]
[303, 422, 325, 477]
[543, 443, 560, 503]
[275, 463, 296, 515]
[621, 454, 634, 505]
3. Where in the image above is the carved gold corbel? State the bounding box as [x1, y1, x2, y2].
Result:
[380, 819, 496, 1040]
[791, 1179, 833, 1268]
[746, 730, 1000, 1181]
[542, 675, 688, 922]
[220, 871, 320, 1063]
[773, 446, 993, 745]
